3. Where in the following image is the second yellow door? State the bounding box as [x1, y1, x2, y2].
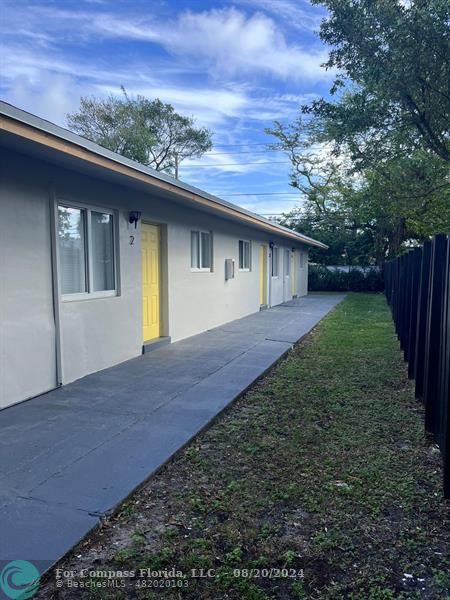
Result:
[141, 224, 160, 341]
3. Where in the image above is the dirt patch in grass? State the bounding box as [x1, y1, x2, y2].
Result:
[39, 294, 449, 599]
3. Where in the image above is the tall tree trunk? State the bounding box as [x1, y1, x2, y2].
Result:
[388, 217, 407, 258]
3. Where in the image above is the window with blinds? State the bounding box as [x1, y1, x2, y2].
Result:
[91, 211, 115, 291]
[191, 230, 212, 271]
[58, 206, 87, 294]
[238, 240, 251, 271]
[58, 204, 116, 298]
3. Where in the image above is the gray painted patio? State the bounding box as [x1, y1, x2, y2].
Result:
[0, 294, 344, 572]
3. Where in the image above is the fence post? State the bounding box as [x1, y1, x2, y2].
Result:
[385, 261, 391, 304]
[423, 234, 448, 435]
[398, 254, 407, 348]
[415, 241, 433, 400]
[403, 251, 414, 361]
[394, 258, 401, 329]
[385, 236, 450, 498]
[399, 254, 407, 350]
[407, 247, 423, 378]
[439, 236, 450, 496]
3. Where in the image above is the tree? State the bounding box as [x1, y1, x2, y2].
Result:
[267, 120, 381, 264]
[266, 118, 353, 214]
[281, 203, 377, 266]
[266, 119, 450, 263]
[307, 0, 450, 166]
[67, 89, 213, 178]
[266, 0, 450, 264]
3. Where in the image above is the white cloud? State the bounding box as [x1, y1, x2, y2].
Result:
[182, 143, 293, 184]
[183, 154, 276, 175]
[100, 85, 317, 130]
[2, 44, 304, 132]
[4, 73, 91, 124]
[0, 1, 329, 216]
[243, 92, 320, 122]
[2, 6, 332, 83]
[77, 6, 329, 81]
[154, 8, 329, 81]
[0, 15, 167, 88]
[97, 83, 250, 128]
[240, 196, 304, 215]
[233, 0, 326, 33]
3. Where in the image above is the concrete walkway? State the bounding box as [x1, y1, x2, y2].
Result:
[0, 294, 344, 571]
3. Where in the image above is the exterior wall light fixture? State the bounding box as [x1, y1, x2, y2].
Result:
[129, 211, 142, 228]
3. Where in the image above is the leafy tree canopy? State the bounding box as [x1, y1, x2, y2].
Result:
[67, 88, 213, 178]
[268, 119, 450, 263]
[308, 0, 450, 166]
[267, 0, 450, 264]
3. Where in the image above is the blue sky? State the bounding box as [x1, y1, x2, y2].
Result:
[0, 0, 333, 216]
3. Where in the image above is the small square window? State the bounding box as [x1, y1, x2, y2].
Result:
[238, 240, 251, 270]
[191, 230, 212, 270]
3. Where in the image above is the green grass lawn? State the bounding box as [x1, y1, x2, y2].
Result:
[42, 294, 449, 600]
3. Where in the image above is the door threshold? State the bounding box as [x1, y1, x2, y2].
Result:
[142, 336, 171, 354]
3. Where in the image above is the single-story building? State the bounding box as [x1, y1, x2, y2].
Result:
[0, 101, 326, 410]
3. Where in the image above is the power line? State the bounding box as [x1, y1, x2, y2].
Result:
[206, 149, 284, 156]
[185, 161, 289, 167]
[219, 192, 300, 196]
[210, 142, 272, 147]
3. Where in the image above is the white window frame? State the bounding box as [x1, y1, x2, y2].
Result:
[57, 201, 118, 302]
[190, 229, 213, 272]
[271, 245, 279, 278]
[238, 240, 252, 271]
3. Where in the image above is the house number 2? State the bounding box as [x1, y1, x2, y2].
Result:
[129, 235, 135, 245]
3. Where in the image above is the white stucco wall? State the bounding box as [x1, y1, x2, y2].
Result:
[167, 219, 263, 341]
[58, 205, 142, 384]
[0, 149, 310, 408]
[298, 251, 309, 297]
[0, 158, 56, 408]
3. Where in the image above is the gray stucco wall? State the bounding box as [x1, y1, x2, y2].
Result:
[0, 149, 309, 408]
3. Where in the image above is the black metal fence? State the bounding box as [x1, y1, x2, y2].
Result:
[384, 234, 450, 498]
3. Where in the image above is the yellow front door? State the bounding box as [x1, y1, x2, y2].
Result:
[141, 223, 160, 341]
[259, 245, 267, 305]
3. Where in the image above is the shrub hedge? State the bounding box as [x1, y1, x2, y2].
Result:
[308, 265, 384, 292]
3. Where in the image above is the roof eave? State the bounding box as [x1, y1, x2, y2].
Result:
[0, 101, 327, 250]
